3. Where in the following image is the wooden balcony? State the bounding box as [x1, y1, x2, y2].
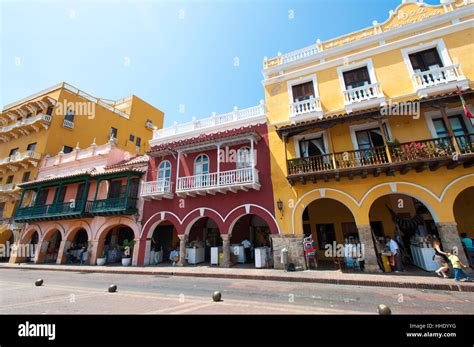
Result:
[14, 199, 87, 222]
[287, 135, 474, 184]
[176, 167, 260, 197]
[140, 179, 173, 200]
[86, 196, 138, 216]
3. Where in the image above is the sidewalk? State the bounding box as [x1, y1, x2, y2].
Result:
[0, 262, 473, 292]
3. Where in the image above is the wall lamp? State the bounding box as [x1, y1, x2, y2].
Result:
[277, 199, 283, 216]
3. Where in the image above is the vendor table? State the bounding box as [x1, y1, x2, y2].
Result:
[150, 250, 163, 265]
[410, 245, 438, 271]
[254, 247, 270, 268]
[186, 247, 205, 264]
[211, 246, 222, 265]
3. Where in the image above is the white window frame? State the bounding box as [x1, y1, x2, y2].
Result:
[337, 58, 378, 92]
[157, 160, 172, 180]
[294, 131, 329, 158]
[194, 154, 210, 175]
[401, 38, 454, 77]
[424, 106, 474, 139]
[349, 120, 393, 151]
[287, 74, 319, 104]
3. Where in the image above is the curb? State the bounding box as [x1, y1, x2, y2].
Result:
[1, 264, 472, 292]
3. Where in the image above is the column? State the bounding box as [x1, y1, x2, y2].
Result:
[88, 240, 100, 265]
[56, 239, 72, 264]
[357, 224, 380, 273]
[221, 235, 231, 268]
[177, 234, 188, 266]
[436, 222, 468, 265]
[132, 238, 140, 266]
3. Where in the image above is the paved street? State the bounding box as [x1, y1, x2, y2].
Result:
[0, 268, 473, 314]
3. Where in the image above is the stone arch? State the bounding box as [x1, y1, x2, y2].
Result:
[225, 204, 279, 237]
[439, 174, 474, 221]
[182, 208, 225, 236]
[141, 211, 183, 240]
[65, 221, 93, 242]
[292, 188, 362, 235]
[21, 225, 42, 243]
[40, 224, 66, 244]
[95, 217, 140, 241]
[360, 182, 441, 223]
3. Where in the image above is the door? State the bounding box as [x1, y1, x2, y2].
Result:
[194, 154, 209, 188]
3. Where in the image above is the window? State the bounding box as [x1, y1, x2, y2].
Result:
[194, 154, 209, 187]
[299, 137, 326, 158]
[236, 147, 252, 169]
[22, 172, 30, 182]
[53, 186, 67, 203]
[355, 128, 385, 150]
[158, 161, 172, 180]
[76, 183, 86, 201]
[62, 146, 73, 154]
[291, 81, 315, 102]
[9, 148, 19, 156]
[26, 143, 36, 151]
[408, 48, 443, 73]
[136, 137, 141, 147]
[432, 115, 467, 138]
[343, 67, 371, 89]
[108, 180, 122, 198]
[316, 224, 336, 251]
[6, 175, 14, 184]
[35, 189, 49, 206]
[26, 113, 32, 119]
[0, 203, 5, 219]
[65, 109, 75, 122]
[110, 127, 118, 140]
[129, 134, 135, 142]
[46, 106, 54, 116]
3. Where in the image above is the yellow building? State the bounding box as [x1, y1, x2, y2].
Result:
[0, 82, 164, 250]
[263, 0, 474, 271]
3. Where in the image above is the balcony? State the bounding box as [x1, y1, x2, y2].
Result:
[289, 97, 323, 123]
[140, 179, 173, 200]
[0, 113, 51, 142]
[343, 83, 385, 113]
[86, 196, 138, 216]
[0, 184, 15, 192]
[286, 135, 474, 184]
[411, 65, 469, 97]
[150, 102, 265, 145]
[176, 167, 260, 197]
[14, 199, 87, 222]
[0, 151, 41, 173]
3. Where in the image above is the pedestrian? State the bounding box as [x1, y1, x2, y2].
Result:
[385, 236, 403, 272]
[79, 244, 87, 265]
[241, 239, 252, 263]
[432, 240, 449, 279]
[446, 249, 471, 282]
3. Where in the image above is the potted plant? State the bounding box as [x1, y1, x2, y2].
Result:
[119, 239, 135, 266]
[96, 250, 106, 266]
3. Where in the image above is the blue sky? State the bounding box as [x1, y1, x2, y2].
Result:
[0, 0, 440, 127]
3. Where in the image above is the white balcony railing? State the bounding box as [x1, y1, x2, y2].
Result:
[412, 65, 463, 89]
[343, 83, 382, 104]
[0, 151, 41, 166]
[152, 102, 265, 141]
[176, 167, 259, 195]
[140, 179, 172, 198]
[0, 184, 14, 192]
[0, 113, 51, 134]
[289, 97, 322, 118]
[62, 119, 75, 129]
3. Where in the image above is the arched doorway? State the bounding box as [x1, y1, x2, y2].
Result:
[62, 228, 90, 264]
[25, 231, 39, 263]
[40, 230, 62, 264]
[149, 221, 179, 265]
[0, 229, 14, 262]
[229, 214, 271, 266]
[302, 198, 360, 264]
[97, 225, 135, 265]
[453, 187, 474, 264]
[187, 217, 221, 264]
[369, 193, 440, 272]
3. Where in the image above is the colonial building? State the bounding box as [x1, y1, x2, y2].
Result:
[138, 101, 279, 267]
[0, 82, 163, 259]
[11, 141, 148, 265]
[263, 0, 474, 270]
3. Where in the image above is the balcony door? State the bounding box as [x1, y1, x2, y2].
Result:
[299, 137, 326, 158]
[292, 81, 315, 102]
[343, 67, 371, 90]
[53, 186, 67, 204]
[35, 189, 49, 206]
[409, 48, 443, 73]
[355, 127, 387, 164]
[433, 114, 470, 151]
[108, 180, 123, 199]
[194, 154, 209, 188]
[157, 161, 171, 192]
